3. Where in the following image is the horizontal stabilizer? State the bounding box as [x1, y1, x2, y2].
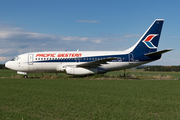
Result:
[145, 49, 173, 57]
[77, 57, 117, 67]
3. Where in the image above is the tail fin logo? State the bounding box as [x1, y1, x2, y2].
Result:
[143, 34, 158, 49]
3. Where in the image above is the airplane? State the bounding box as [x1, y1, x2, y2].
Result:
[5, 19, 173, 78]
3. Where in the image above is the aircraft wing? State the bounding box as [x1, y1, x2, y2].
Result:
[76, 57, 117, 67]
[145, 49, 173, 57]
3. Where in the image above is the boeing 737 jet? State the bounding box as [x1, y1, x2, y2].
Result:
[5, 19, 172, 78]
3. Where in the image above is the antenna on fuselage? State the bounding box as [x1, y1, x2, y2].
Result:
[77, 49, 79, 51]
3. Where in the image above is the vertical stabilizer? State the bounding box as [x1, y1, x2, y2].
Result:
[126, 19, 164, 54]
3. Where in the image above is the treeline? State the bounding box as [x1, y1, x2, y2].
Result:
[144, 66, 180, 72]
[0, 64, 6, 69]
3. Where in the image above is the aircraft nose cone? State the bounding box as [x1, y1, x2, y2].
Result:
[5, 61, 11, 69]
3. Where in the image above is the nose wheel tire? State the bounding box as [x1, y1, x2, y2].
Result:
[24, 75, 28, 78]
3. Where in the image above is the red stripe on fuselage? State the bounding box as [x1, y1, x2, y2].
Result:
[36, 53, 82, 58]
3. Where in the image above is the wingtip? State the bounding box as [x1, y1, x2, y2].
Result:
[165, 49, 174, 51]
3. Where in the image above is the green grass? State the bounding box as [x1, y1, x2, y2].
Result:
[2, 69, 180, 80]
[0, 69, 70, 78]
[1, 79, 180, 119]
[1, 69, 180, 119]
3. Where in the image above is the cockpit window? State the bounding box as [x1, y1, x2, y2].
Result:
[11, 57, 18, 61]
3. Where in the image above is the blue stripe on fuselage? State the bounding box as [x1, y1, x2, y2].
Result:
[33, 53, 160, 63]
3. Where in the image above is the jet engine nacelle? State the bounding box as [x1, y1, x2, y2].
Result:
[65, 67, 106, 75]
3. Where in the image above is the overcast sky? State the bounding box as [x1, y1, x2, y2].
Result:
[0, 0, 180, 65]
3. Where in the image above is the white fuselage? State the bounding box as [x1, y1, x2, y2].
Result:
[5, 51, 149, 75]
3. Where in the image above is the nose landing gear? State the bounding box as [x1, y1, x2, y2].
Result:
[17, 71, 28, 78]
[24, 75, 28, 78]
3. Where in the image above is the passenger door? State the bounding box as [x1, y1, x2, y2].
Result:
[128, 53, 134, 64]
[28, 54, 33, 65]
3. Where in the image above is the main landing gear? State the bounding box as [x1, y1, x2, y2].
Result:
[123, 69, 126, 77]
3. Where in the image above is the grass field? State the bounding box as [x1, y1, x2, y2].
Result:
[1, 69, 180, 79]
[1, 70, 180, 119]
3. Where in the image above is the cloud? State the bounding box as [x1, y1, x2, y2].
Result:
[0, 49, 18, 57]
[92, 39, 101, 43]
[60, 36, 89, 41]
[172, 36, 180, 38]
[80, 37, 88, 41]
[60, 36, 81, 41]
[18, 44, 29, 49]
[0, 57, 11, 63]
[123, 34, 141, 38]
[0, 49, 11, 54]
[40, 44, 46, 46]
[61, 36, 73, 40]
[169, 58, 180, 62]
[76, 20, 99, 23]
[23, 32, 56, 40]
[148, 57, 180, 65]
[0, 25, 56, 42]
